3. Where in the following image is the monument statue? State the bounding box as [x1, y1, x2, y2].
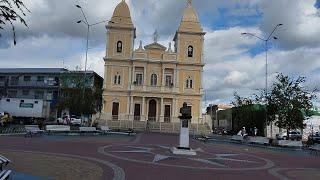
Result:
[171, 102, 196, 155]
[179, 102, 192, 128]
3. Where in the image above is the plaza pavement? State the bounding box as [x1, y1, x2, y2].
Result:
[0, 133, 319, 180]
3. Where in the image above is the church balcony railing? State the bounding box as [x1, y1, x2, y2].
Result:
[130, 84, 179, 93]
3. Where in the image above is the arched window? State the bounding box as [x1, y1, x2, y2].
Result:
[186, 77, 193, 88]
[114, 75, 118, 84]
[117, 75, 121, 85]
[114, 74, 121, 85]
[187, 45, 193, 57]
[117, 41, 123, 53]
[151, 74, 157, 86]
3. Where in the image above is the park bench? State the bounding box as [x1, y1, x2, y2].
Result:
[79, 127, 98, 135]
[231, 135, 244, 142]
[310, 144, 320, 156]
[0, 170, 11, 180]
[107, 128, 136, 136]
[0, 154, 11, 180]
[25, 125, 44, 138]
[195, 135, 212, 142]
[98, 126, 112, 134]
[0, 155, 10, 171]
[277, 140, 303, 148]
[247, 136, 270, 145]
[46, 125, 70, 134]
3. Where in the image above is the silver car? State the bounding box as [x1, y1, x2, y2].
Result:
[276, 130, 302, 140]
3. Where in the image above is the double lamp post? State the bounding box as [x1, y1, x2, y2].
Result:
[241, 24, 283, 136]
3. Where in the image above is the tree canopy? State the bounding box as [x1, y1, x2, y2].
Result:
[265, 73, 316, 132]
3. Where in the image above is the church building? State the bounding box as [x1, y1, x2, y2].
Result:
[102, 0, 205, 124]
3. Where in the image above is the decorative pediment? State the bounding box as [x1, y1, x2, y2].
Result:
[144, 42, 167, 51]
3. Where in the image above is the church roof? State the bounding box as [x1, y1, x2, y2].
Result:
[109, 0, 134, 28]
[178, 0, 203, 33]
[144, 42, 167, 51]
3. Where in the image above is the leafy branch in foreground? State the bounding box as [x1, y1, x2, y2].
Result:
[0, 0, 29, 45]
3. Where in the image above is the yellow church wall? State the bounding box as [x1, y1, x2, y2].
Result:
[176, 33, 204, 63]
[101, 0, 205, 123]
[107, 29, 134, 59]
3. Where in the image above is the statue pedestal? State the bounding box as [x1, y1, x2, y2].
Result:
[171, 118, 197, 156]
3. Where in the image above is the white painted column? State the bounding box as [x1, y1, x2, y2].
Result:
[160, 97, 164, 122]
[128, 66, 132, 90]
[127, 96, 130, 119]
[161, 67, 165, 92]
[174, 67, 177, 88]
[142, 97, 146, 121]
[172, 98, 176, 121]
[176, 69, 180, 89]
[132, 66, 135, 84]
[130, 96, 134, 121]
[143, 66, 147, 91]
[103, 64, 108, 89]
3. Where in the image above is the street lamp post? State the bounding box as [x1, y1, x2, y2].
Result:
[75, 4, 113, 123]
[241, 24, 283, 138]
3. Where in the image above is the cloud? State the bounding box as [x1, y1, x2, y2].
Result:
[259, 0, 320, 49]
[0, 0, 319, 107]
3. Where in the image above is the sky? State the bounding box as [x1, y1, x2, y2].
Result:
[0, 0, 319, 107]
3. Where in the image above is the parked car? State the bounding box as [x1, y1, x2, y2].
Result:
[70, 115, 82, 125]
[276, 130, 302, 140]
[308, 132, 320, 143]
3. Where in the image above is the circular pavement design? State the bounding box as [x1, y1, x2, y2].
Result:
[2, 149, 125, 180]
[98, 144, 275, 171]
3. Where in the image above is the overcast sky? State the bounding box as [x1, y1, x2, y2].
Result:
[0, 0, 319, 107]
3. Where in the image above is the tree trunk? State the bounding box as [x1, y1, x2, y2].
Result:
[286, 129, 290, 140]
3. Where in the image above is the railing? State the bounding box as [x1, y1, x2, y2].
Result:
[148, 117, 157, 122]
[164, 117, 171, 123]
[112, 115, 119, 121]
[134, 116, 141, 121]
[100, 119, 212, 135]
[130, 85, 178, 93]
[8, 81, 59, 87]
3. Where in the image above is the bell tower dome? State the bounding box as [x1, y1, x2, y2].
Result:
[174, 0, 205, 63]
[105, 0, 136, 59]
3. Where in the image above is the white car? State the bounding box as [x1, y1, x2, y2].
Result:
[0, 112, 4, 117]
[70, 115, 82, 125]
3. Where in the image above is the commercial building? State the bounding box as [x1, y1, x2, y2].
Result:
[0, 68, 103, 120]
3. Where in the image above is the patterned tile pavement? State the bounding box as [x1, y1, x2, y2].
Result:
[0, 133, 319, 180]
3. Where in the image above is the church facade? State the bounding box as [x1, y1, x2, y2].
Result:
[102, 0, 205, 123]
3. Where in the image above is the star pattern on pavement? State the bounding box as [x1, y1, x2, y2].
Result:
[110, 145, 259, 167]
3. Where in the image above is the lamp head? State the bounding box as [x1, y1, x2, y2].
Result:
[76, 5, 81, 8]
[77, 20, 82, 24]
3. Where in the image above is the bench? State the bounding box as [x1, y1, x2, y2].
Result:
[99, 126, 112, 133]
[25, 125, 44, 138]
[231, 135, 244, 142]
[0, 155, 10, 171]
[196, 135, 212, 142]
[46, 125, 70, 134]
[0, 170, 11, 180]
[277, 140, 303, 148]
[79, 127, 98, 135]
[107, 128, 136, 136]
[247, 136, 270, 145]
